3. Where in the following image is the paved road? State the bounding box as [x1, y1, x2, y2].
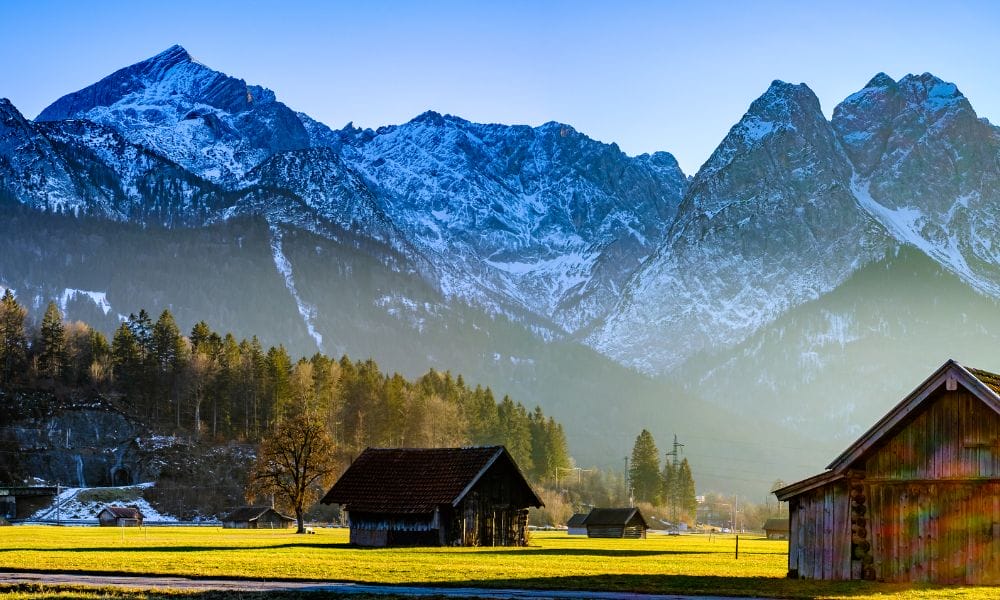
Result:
[0, 572, 774, 600]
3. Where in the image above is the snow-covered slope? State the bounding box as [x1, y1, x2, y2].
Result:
[590, 81, 891, 373]
[25, 46, 687, 335]
[334, 113, 687, 331]
[37, 45, 311, 186]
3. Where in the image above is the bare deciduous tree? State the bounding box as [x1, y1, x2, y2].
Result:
[247, 411, 338, 533]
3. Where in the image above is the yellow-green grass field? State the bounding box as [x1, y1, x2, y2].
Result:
[0, 527, 997, 599]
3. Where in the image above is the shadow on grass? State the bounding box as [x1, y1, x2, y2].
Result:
[441, 548, 705, 558]
[430, 573, 945, 599]
[0, 542, 353, 553]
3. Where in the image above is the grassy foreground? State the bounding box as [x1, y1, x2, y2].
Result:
[0, 527, 996, 599]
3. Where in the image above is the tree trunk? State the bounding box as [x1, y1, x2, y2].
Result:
[296, 508, 305, 534]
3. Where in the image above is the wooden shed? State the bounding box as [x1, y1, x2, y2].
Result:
[584, 507, 648, 539]
[566, 513, 588, 535]
[97, 505, 143, 527]
[763, 517, 789, 540]
[321, 446, 543, 547]
[775, 359, 1000, 584]
[221, 506, 295, 529]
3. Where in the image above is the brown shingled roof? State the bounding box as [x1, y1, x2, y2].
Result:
[321, 446, 542, 513]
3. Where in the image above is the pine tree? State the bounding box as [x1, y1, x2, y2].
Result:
[677, 458, 698, 522]
[0, 289, 28, 386]
[497, 396, 533, 474]
[37, 302, 68, 381]
[629, 429, 661, 504]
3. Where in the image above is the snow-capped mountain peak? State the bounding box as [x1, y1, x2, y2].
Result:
[36, 45, 310, 186]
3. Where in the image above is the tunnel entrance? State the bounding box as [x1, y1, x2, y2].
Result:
[111, 468, 131, 487]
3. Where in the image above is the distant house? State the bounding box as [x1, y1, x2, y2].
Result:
[321, 446, 543, 547]
[221, 506, 295, 529]
[776, 359, 1000, 584]
[97, 506, 143, 527]
[584, 507, 648, 539]
[762, 517, 788, 540]
[566, 513, 588, 535]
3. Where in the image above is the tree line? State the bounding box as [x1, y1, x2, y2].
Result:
[0, 290, 572, 483]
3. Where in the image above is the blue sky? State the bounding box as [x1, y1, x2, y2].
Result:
[1, 0, 998, 174]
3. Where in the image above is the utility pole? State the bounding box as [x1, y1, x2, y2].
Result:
[665, 434, 684, 521]
[56, 482, 61, 525]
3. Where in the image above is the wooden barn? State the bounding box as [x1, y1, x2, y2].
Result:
[566, 513, 588, 535]
[97, 506, 143, 527]
[583, 507, 648, 539]
[775, 359, 1000, 584]
[221, 506, 295, 529]
[321, 446, 543, 547]
[763, 517, 789, 540]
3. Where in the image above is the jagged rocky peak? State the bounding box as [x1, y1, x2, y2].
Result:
[35, 45, 310, 185]
[39, 45, 255, 120]
[588, 77, 890, 375]
[685, 79, 846, 219]
[831, 72, 904, 175]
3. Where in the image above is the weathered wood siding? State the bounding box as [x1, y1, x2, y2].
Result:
[788, 480, 851, 580]
[866, 481, 1000, 583]
[862, 389, 1000, 583]
[865, 390, 1000, 481]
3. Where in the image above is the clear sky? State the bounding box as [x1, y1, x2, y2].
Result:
[1, 0, 998, 175]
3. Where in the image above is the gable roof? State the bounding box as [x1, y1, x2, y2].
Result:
[763, 518, 789, 531]
[776, 359, 1000, 502]
[321, 445, 543, 513]
[584, 507, 648, 528]
[826, 359, 1000, 472]
[99, 506, 142, 519]
[566, 513, 589, 528]
[222, 506, 294, 523]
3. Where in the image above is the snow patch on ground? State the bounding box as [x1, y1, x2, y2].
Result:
[28, 483, 179, 523]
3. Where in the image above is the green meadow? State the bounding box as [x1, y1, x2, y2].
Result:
[0, 527, 997, 599]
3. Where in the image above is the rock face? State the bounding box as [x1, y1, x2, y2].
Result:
[37, 45, 311, 186]
[334, 113, 688, 330]
[9, 404, 148, 487]
[833, 73, 1000, 297]
[590, 81, 890, 372]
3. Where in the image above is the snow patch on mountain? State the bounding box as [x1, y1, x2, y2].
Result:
[851, 176, 1000, 296]
[269, 226, 323, 350]
[59, 288, 114, 316]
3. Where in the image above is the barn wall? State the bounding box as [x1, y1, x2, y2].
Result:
[588, 526, 625, 538]
[865, 390, 1000, 481]
[788, 480, 851, 580]
[861, 389, 1000, 584]
[868, 481, 1000, 583]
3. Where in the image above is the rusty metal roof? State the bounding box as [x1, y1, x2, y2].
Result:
[321, 446, 542, 513]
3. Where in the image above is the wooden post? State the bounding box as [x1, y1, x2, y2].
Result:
[736, 534, 739, 559]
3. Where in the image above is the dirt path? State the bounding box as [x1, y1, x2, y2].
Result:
[0, 571, 773, 599]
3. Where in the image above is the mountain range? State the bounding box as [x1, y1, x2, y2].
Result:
[4, 45, 1000, 492]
